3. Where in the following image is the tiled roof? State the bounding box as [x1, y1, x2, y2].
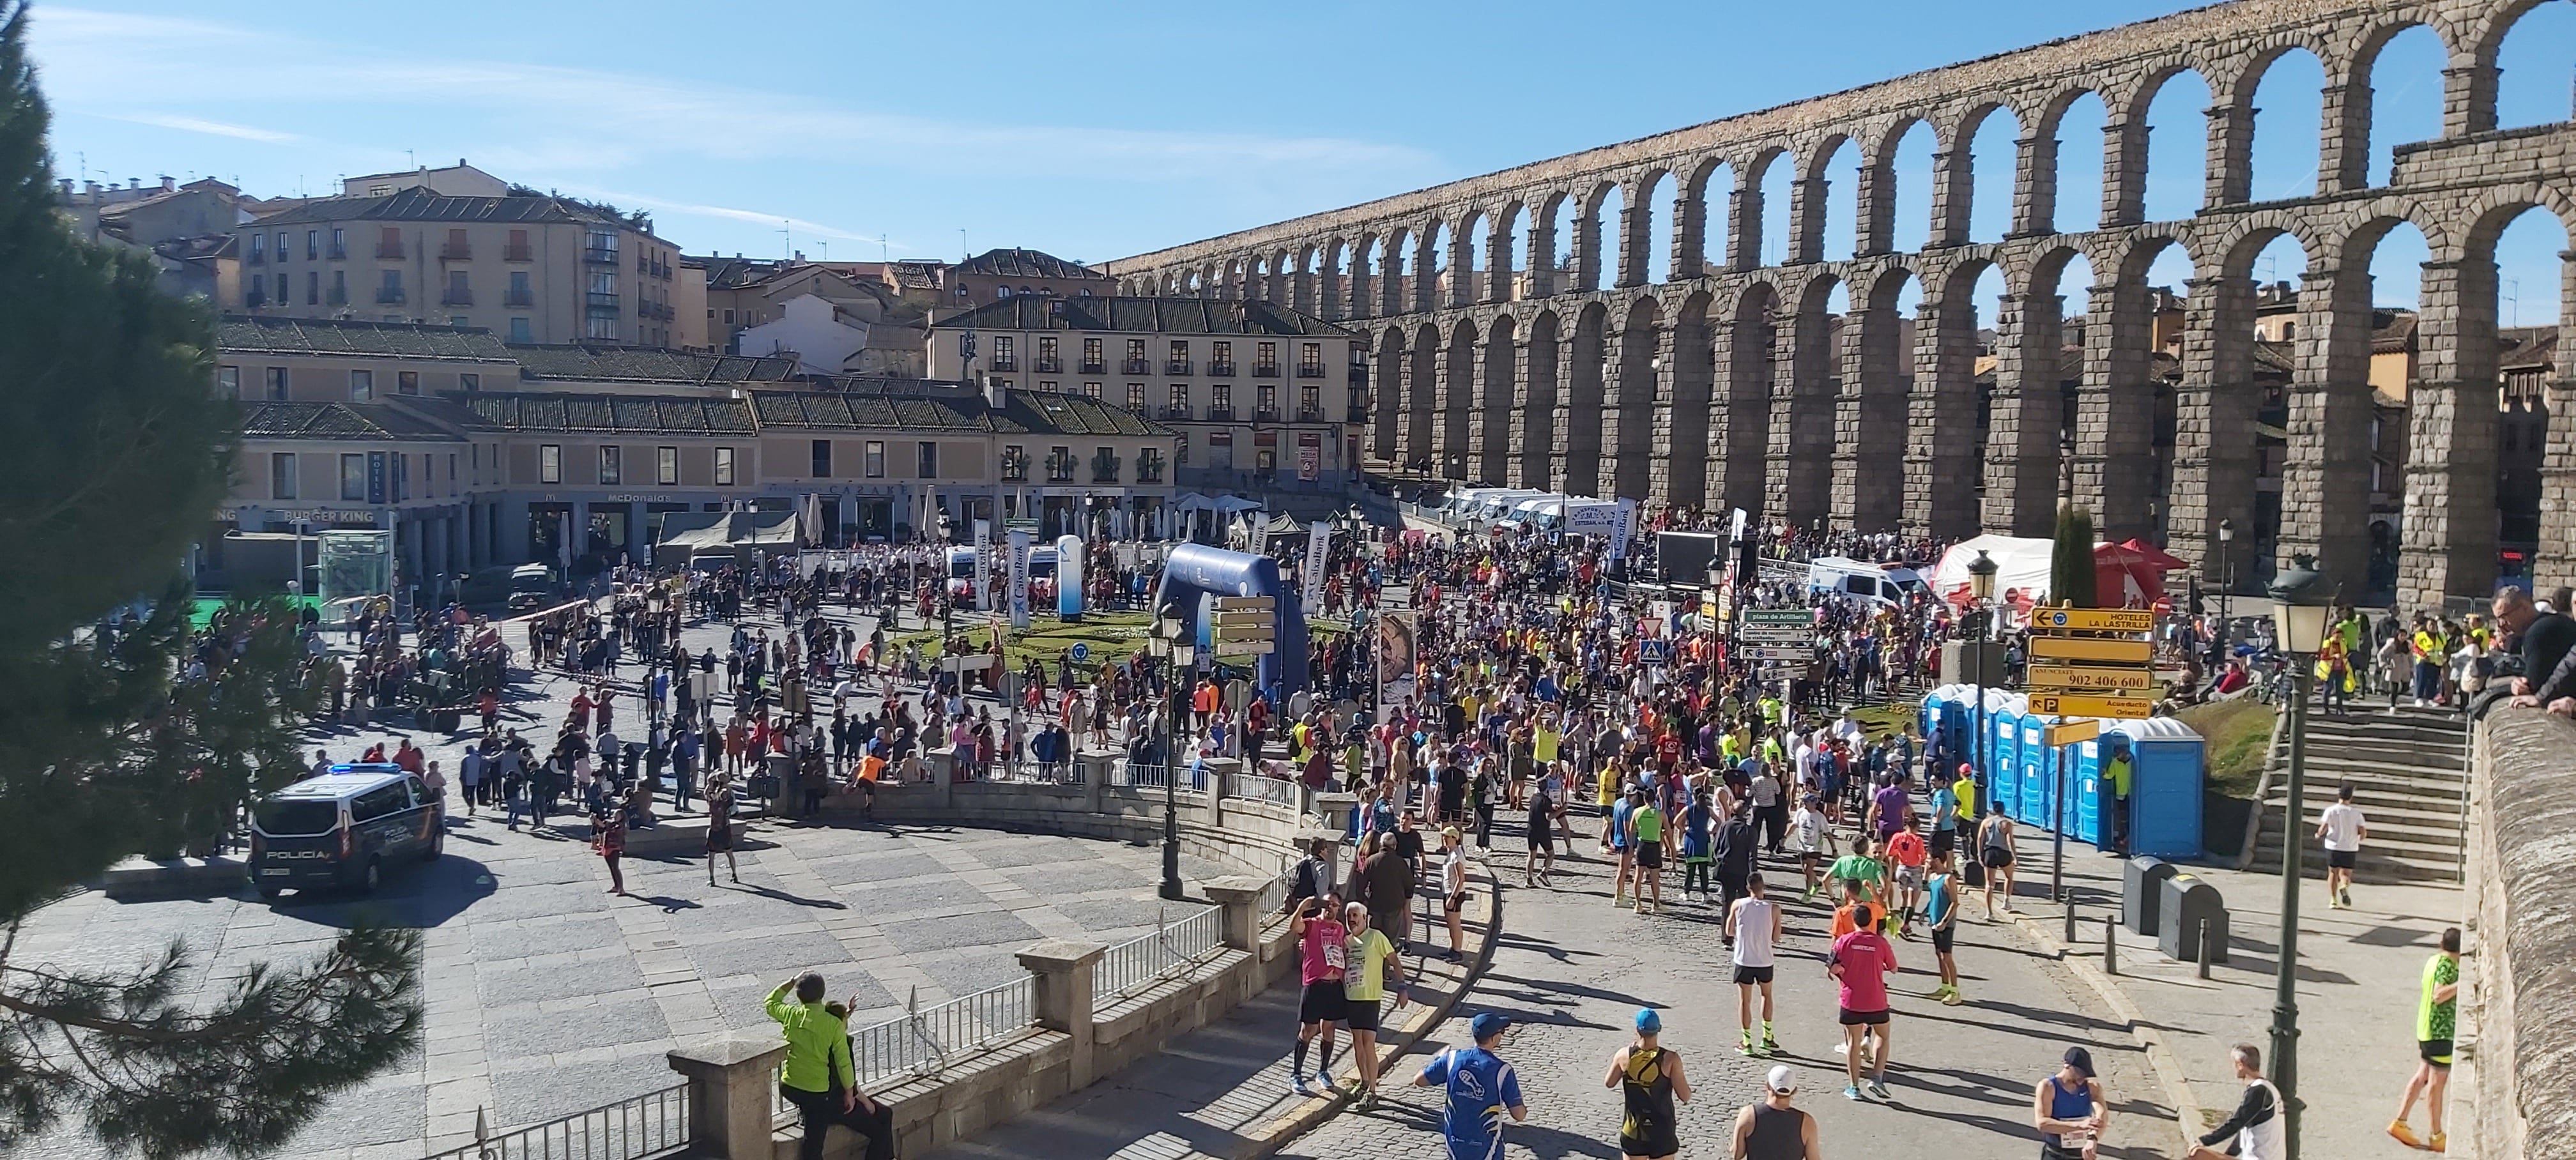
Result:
[427, 392, 758, 436]
[747, 388, 1170, 438]
[2502, 327, 2557, 372]
[251, 188, 631, 229]
[505, 344, 804, 385]
[2372, 311, 2419, 355]
[955, 248, 1108, 281]
[931, 296, 1354, 338]
[239, 401, 463, 442]
[219, 316, 515, 362]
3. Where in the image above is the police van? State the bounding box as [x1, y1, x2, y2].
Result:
[248, 764, 444, 899]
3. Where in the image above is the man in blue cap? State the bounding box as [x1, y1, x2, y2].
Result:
[1416, 1012, 1527, 1160]
[1605, 1007, 1690, 1160]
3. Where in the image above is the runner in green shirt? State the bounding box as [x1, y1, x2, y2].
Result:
[1826, 834, 1887, 919]
[2388, 926, 2462, 1151]
[1628, 787, 1667, 914]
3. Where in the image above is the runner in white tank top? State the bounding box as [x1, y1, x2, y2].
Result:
[1727, 873, 1782, 1056]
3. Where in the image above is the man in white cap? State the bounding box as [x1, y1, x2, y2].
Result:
[1731, 1065, 1818, 1159]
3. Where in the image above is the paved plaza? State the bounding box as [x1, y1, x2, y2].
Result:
[12, 599, 1222, 1160]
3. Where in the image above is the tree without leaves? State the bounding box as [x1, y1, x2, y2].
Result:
[0, 3, 422, 1156]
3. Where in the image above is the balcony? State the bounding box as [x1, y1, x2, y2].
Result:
[583, 247, 620, 265]
[1349, 365, 1369, 386]
[245, 250, 265, 266]
[586, 291, 620, 311]
[1207, 361, 1236, 377]
[1157, 404, 1192, 421]
[326, 244, 348, 261]
[990, 358, 1019, 372]
[1092, 469, 1119, 484]
[326, 287, 348, 307]
[1254, 363, 1280, 378]
[1035, 358, 1063, 374]
[1123, 358, 1152, 375]
[503, 289, 534, 307]
[440, 287, 473, 307]
[1165, 359, 1192, 376]
[1298, 364, 1326, 378]
[1346, 404, 1370, 423]
[1296, 408, 1327, 424]
[1078, 361, 1105, 375]
[440, 242, 472, 261]
[374, 286, 406, 305]
[1254, 408, 1282, 424]
[503, 243, 533, 262]
[376, 240, 405, 259]
[1206, 406, 1235, 422]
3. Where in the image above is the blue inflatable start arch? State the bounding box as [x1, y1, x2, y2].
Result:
[1149, 543, 1310, 697]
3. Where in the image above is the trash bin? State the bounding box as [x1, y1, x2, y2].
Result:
[2156, 873, 2228, 965]
[2123, 857, 2175, 936]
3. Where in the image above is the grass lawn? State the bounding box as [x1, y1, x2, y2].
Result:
[891, 610, 1156, 669]
[1850, 703, 1918, 742]
[2175, 699, 2276, 801]
[191, 595, 319, 629]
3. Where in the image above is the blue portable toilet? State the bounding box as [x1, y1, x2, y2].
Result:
[2102, 717, 2205, 859]
[2071, 730, 2108, 846]
[2014, 712, 2053, 828]
[1983, 692, 2024, 819]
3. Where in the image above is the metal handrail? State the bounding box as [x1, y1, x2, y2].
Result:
[422, 1083, 689, 1160]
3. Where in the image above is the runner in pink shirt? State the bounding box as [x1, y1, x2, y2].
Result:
[1827, 903, 1900, 1103]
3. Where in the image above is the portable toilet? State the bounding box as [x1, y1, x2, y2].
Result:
[2014, 710, 2055, 828]
[1982, 691, 2025, 819]
[2070, 728, 2110, 847]
[1922, 685, 1970, 772]
[2103, 717, 2206, 859]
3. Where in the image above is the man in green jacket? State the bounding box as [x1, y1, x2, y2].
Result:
[769, 973, 894, 1160]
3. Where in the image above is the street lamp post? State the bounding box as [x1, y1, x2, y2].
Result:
[1967, 549, 2000, 823]
[2266, 553, 2334, 1160]
[2218, 517, 2237, 620]
[1152, 616, 1189, 901]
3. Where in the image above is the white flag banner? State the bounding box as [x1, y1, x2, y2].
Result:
[1301, 521, 1331, 616]
[1008, 528, 1032, 629]
[973, 519, 993, 611]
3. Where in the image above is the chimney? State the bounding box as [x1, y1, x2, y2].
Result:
[159, 176, 174, 192]
[56, 178, 68, 199]
[983, 372, 1005, 409]
[457, 158, 467, 168]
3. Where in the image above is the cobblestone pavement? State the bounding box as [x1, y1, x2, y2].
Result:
[1276, 822, 2175, 1160]
[12, 601, 1218, 1160]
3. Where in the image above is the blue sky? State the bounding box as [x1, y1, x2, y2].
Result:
[30, 0, 2576, 320]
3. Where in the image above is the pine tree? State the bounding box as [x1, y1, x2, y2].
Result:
[2050, 504, 2097, 608]
[0, 4, 421, 1157]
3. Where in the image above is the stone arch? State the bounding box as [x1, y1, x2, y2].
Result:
[1899, 256, 1996, 538]
[1934, 98, 2023, 247]
[2212, 37, 2336, 207]
[1453, 210, 1488, 309]
[1610, 294, 1663, 499]
[1403, 321, 1441, 473]
[1380, 226, 1414, 317]
[1417, 217, 1452, 314]
[1437, 317, 1477, 479]
[1575, 179, 1620, 293]
[1719, 279, 1781, 515]
[1476, 312, 1518, 483]
[1627, 167, 1671, 286]
[1858, 117, 1932, 256]
[2106, 59, 2214, 226]
[1675, 155, 1732, 279]
[1764, 272, 1843, 525]
[1790, 131, 1855, 264]
[1829, 262, 1916, 531]
[1528, 190, 1573, 300]
[1666, 289, 1717, 510]
[2328, 17, 2456, 194]
[1736, 147, 1790, 271]
[1485, 201, 1527, 303]
[1370, 326, 1406, 460]
[2021, 87, 2107, 236]
[1564, 300, 1611, 494]
[2462, 0, 2570, 135]
[1521, 309, 1562, 488]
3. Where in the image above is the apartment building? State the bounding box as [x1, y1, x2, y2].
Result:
[928, 296, 1365, 491]
[945, 247, 1114, 308]
[210, 317, 1177, 593]
[695, 258, 928, 374]
[231, 188, 684, 346]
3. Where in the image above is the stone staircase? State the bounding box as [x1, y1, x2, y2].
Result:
[2249, 706, 2468, 883]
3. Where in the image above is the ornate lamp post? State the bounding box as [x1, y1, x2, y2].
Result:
[2218, 517, 2237, 618]
[1967, 549, 2000, 816]
[1151, 614, 1190, 901]
[2265, 553, 2333, 1160]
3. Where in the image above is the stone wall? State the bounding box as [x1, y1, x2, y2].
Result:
[1096, 0, 2576, 605]
[2460, 708, 2576, 1160]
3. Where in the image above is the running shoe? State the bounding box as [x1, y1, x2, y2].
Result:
[1864, 1080, 1892, 1102]
[1355, 1090, 1378, 1112]
[1942, 989, 1965, 1006]
[2429, 1132, 2446, 1153]
[2388, 1121, 2422, 1148]
[2341, 888, 2354, 908]
[1760, 1035, 1781, 1055]
[1290, 1074, 1312, 1098]
[1843, 1085, 1864, 1102]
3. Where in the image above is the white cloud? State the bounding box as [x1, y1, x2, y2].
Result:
[105, 112, 300, 144]
[27, 6, 1438, 182]
[564, 186, 894, 248]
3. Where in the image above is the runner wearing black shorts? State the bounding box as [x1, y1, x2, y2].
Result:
[1525, 786, 1556, 887]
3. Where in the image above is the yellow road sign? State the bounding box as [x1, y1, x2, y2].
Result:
[2028, 693, 2156, 719]
[1216, 596, 1275, 611]
[2044, 719, 2102, 746]
[2026, 664, 2157, 692]
[1211, 611, 1275, 630]
[2029, 608, 2155, 633]
[2030, 637, 2154, 664]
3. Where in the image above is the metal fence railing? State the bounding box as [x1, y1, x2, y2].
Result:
[424, 1083, 689, 1160]
[1221, 772, 1301, 809]
[1091, 906, 1223, 1006]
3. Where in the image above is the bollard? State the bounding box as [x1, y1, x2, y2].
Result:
[2064, 899, 2077, 947]
[2196, 918, 2212, 979]
[2104, 915, 2119, 976]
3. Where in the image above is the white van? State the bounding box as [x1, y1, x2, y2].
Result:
[1497, 495, 1572, 531]
[1805, 556, 1929, 607]
[1470, 490, 1555, 526]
